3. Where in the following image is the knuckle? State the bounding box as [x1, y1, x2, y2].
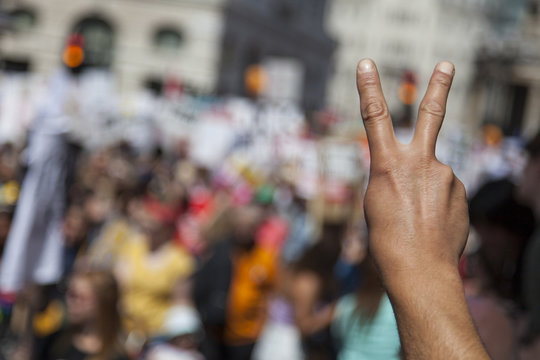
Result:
[371, 158, 396, 178]
[438, 164, 455, 184]
[362, 98, 388, 123]
[372, 165, 392, 178]
[419, 100, 445, 118]
[433, 73, 452, 88]
[453, 177, 467, 196]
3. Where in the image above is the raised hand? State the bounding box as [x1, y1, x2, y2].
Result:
[356, 59, 489, 359]
[357, 59, 467, 279]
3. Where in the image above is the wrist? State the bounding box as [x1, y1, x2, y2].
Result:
[379, 259, 462, 300]
[379, 258, 489, 359]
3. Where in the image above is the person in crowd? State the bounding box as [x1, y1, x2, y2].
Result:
[254, 219, 365, 360]
[143, 275, 204, 360]
[468, 178, 535, 304]
[332, 255, 401, 360]
[145, 303, 204, 360]
[252, 184, 289, 255]
[114, 193, 194, 339]
[0, 125, 80, 296]
[31, 269, 127, 360]
[62, 203, 90, 278]
[81, 187, 115, 247]
[86, 185, 143, 270]
[466, 178, 535, 359]
[0, 144, 20, 303]
[194, 204, 276, 360]
[0, 206, 13, 265]
[289, 223, 344, 360]
[277, 189, 317, 264]
[250, 187, 311, 360]
[255, 222, 354, 360]
[334, 222, 367, 297]
[516, 130, 540, 357]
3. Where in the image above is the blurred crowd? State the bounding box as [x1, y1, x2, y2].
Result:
[0, 73, 539, 360]
[0, 132, 382, 360]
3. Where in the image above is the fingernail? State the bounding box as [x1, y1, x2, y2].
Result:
[358, 59, 375, 74]
[437, 61, 454, 76]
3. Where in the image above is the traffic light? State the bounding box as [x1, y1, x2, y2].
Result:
[244, 64, 267, 96]
[398, 70, 418, 106]
[62, 33, 85, 69]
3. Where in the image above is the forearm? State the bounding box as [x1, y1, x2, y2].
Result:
[384, 264, 489, 360]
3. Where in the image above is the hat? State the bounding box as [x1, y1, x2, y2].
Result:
[161, 306, 202, 339]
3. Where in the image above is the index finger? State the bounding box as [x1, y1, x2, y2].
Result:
[356, 59, 397, 162]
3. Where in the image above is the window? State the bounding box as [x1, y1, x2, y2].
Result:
[10, 8, 37, 33]
[154, 27, 184, 51]
[72, 16, 115, 68]
[2, 58, 31, 73]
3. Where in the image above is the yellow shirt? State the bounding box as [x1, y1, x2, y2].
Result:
[87, 218, 131, 268]
[116, 236, 194, 335]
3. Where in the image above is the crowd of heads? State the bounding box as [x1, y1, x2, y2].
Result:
[0, 136, 369, 360]
[0, 127, 538, 360]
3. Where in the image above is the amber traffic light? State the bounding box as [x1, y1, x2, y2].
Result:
[398, 70, 418, 106]
[244, 64, 267, 96]
[63, 33, 85, 68]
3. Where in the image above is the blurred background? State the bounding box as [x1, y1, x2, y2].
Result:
[1, 0, 539, 138]
[0, 0, 539, 359]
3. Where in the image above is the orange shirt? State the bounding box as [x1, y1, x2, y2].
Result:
[224, 246, 276, 345]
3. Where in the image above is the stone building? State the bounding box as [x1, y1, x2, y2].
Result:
[325, 0, 491, 134]
[0, 0, 336, 110]
[216, 0, 336, 110]
[471, 0, 540, 138]
[0, 0, 225, 93]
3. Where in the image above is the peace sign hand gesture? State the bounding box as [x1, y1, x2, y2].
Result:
[358, 59, 467, 280]
[357, 59, 488, 359]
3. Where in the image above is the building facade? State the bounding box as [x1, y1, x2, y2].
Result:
[216, 0, 336, 110]
[325, 0, 490, 135]
[471, 0, 540, 138]
[0, 0, 225, 93]
[0, 0, 336, 110]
